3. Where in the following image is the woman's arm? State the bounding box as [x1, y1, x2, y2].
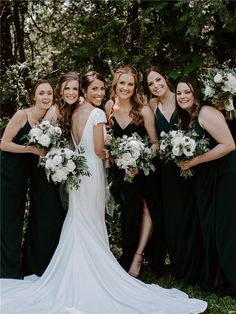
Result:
[180, 106, 235, 170]
[141, 105, 159, 152]
[94, 123, 106, 159]
[1, 110, 45, 156]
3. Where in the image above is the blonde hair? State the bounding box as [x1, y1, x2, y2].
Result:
[108, 66, 144, 127]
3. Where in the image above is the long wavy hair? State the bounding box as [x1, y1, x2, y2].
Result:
[80, 70, 105, 95]
[55, 72, 80, 136]
[142, 65, 172, 99]
[176, 77, 202, 131]
[31, 79, 55, 106]
[108, 66, 144, 127]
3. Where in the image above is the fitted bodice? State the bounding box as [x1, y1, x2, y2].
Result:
[112, 117, 147, 139]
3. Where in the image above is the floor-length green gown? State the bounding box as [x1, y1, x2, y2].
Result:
[111, 118, 165, 272]
[194, 119, 236, 294]
[22, 158, 66, 276]
[0, 121, 34, 279]
[155, 107, 204, 284]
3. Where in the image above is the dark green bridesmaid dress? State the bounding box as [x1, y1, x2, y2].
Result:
[155, 107, 204, 284]
[0, 121, 34, 279]
[22, 152, 66, 276]
[194, 119, 236, 294]
[111, 118, 165, 273]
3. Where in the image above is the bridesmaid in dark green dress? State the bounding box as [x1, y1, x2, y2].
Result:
[0, 80, 54, 278]
[22, 72, 80, 276]
[105, 66, 165, 277]
[176, 77, 236, 294]
[143, 67, 204, 284]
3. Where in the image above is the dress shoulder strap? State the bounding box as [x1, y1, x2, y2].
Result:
[70, 130, 77, 148]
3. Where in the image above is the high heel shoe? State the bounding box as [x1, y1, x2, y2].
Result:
[128, 252, 144, 278]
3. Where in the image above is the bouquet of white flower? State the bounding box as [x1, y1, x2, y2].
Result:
[159, 129, 209, 178]
[40, 146, 90, 191]
[26, 120, 64, 149]
[201, 68, 236, 119]
[108, 132, 156, 183]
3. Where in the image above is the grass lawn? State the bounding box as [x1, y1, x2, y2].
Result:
[140, 265, 236, 314]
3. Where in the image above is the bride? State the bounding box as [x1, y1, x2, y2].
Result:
[0, 71, 207, 314]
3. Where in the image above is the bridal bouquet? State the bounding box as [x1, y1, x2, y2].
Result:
[159, 129, 209, 178]
[26, 120, 64, 149]
[108, 132, 156, 183]
[201, 68, 236, 119]
[40, 146, 90, 191]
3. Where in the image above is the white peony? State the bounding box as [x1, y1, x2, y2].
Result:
[51, 169, 68, 183]
[213, 73, 223, 83]
[38, 134, 51, 147]
[45, 158, 57, 170]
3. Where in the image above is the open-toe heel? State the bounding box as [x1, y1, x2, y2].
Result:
[128, 252, 144, 278]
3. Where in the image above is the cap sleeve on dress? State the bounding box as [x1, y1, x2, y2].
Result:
[93, 108, 107, 126]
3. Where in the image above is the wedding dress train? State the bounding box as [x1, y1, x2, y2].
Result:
[0, 108, 207, 314]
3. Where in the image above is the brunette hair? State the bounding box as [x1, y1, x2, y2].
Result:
[143, 65, 171, 98]
[80, 70, 105, 94]
[176, 77, 202, 131]
[108, 66, 144, 127]
[31, 79, 55, 105]
[55, 71, 80, 136]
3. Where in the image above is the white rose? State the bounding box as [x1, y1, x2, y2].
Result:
[51, 169, 68, 183]
[63, 148, 74, 159]
[53, 155, 63, 165]
[223, 73, 236, 94]
[169, 130, 177, 137]
[65, 159, 76, 172]
[117, 152, 135, 169]
[204, 85, 215, 97]
[172, 145, 182, 156]
[45, 158, 57, 170]
[213, 73, 223, 84]
[29, 127, 43, 140]
[38, 134, 51, 147]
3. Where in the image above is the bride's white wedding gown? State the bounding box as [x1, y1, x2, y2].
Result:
[0, 108, 207, 314]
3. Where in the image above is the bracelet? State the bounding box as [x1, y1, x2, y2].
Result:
[151, 140, 158, 144]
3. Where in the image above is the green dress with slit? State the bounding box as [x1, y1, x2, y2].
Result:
[0, 121, 33, 279]
[194, 119, 236, 293]
[155, 107, 204, 284]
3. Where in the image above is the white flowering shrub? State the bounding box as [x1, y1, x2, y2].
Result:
[159, 129, 209, 178]
[200, 68, 236, 119]
[1, 62, 51, 111]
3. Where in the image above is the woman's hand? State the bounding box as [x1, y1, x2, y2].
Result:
[28, 146, 46, 157]
[127, 168, 139, 178]
[179, 157, 199, 170]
